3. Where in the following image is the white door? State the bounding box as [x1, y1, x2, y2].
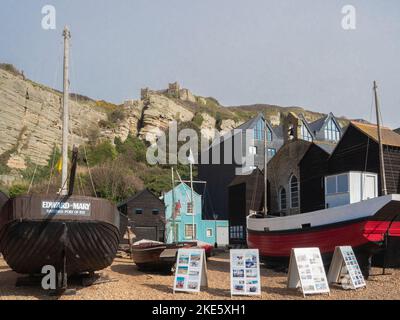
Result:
[364, 174, 377, 200]
[216, 226, 229, 246]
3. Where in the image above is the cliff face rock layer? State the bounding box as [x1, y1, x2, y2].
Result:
[0, 69, 106, 168]
[0, 66, 349, 171]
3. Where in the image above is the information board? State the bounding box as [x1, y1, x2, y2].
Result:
[327, 246, 366, 290]
[173, 248, 207, 293]
[230, 249, 261, 296]
[287, 248, 330, 297]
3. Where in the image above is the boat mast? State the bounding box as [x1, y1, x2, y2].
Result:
[171, 167, 176, 243]
[373, 81, 388, 196]
[264, 118, 268, 215]
[60, 26, 71, 196]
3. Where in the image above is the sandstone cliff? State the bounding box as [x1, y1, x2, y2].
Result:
[0, 65, 349, 171]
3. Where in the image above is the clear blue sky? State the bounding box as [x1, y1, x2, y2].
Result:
[0, 0, 399, 127]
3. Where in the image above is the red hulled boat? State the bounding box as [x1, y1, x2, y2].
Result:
[247, 194, 400, 271]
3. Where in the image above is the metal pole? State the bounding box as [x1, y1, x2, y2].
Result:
[61, 26, 71, 196]
[373, 81, 388, 196]
[190, 162, 195, 240]
[264, 120, 268, 215]
[171, 167, 176, 243]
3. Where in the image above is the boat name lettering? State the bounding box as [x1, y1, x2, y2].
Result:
[41, 201, 91, 216]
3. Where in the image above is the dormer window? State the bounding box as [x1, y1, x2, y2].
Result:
[324, 119, 340, 141]
[300, 122, 313, 142]
[254, 119, 273, 141]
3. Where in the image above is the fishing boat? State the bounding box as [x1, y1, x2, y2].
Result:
[247, 81, 400, 275]
[131, 240, 195, 273]
[0, 26, 120, 289]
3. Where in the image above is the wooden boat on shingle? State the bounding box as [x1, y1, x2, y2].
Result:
[0, 27, 121, 289]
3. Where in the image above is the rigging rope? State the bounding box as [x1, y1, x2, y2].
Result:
[70, 49, 98, 197]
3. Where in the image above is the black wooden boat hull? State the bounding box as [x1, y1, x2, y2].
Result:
[0, 220, 119, 275]
[0, 195, 120, 276]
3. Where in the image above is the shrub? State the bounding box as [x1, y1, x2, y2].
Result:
[115, 135, 147, 163]
[8, 183, 28, 197]
[193, 113, 204, 127]
[83, 141, 117, 167]
[91, 161, 144, 202]
[109, 108, 125, 123]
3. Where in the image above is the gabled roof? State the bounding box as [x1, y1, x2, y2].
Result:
[165, 182, 201, 199]
[309, 112, 342, 135]
[351, 121, 400, 147]
[313, 141, 336, 154]
[299, 141, 335, 165]
[297, 113, 316, 139]
[208, 113, 280, 149]
[228, 168, 263, 187]
[118, 189, 164, 207]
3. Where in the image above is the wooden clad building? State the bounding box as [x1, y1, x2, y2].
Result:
[118, 189, 166, 242]
[299, 122, 400, 213]
[228, 169, 266, 245]
[328, 122, 400, 195]
[299, 142, 336, 213]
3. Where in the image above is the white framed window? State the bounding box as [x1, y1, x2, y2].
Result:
[300, 122, 313, 142]
[324, 119, 340, 142]
[325, 174, 349, 195]
[206, 228, 213, 237]
[185, 224, 197, 239]
[249, 146, 257, 155]
[290, 175, 299, 208]
[186, 202, 194, 215]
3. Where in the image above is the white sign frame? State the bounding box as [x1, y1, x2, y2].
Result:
[230, 249, 261, 297]
[287, 248, 330, 297]
[327, 246, 366, 290]
[173, 248, 207, 294]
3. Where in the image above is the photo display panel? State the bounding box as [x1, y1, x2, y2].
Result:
[327, 246, 366, 289]
[173, 248, 207, 293]
[288, 248, 330, 296]
[230, 249, 261, 296]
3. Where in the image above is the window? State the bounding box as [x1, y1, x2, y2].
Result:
[300, 122, 313, 142]
[186, 202, 193, 215]
[230, 226, 244, 239]
[134, 208, 143, 214]
[185, 224, 197, 239]
[267, 148, 276, 159]
[206, 228, 213, 237]
[324, 119, 340, 142]
[249, 146, 257, 155]
[326, 174, 349, 194]
[152, 209, 160, 215]
[279, 188, 287, 211]
[337, 175, 349, 193]
[253, 120, 273, 141]
[290, 175, 299, 208]
[326, 176, 336, 194]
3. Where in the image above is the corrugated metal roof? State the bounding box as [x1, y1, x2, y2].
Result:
[351, 121, 400, 147]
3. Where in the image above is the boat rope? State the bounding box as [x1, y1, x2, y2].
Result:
[250, 169, 258, 210]
[69, 53, 98, 198]
[78, 173, 85, 196]
[27, 164, 38, 194]
[378, 108, 396, 190]
[175, 169, 191, 201]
